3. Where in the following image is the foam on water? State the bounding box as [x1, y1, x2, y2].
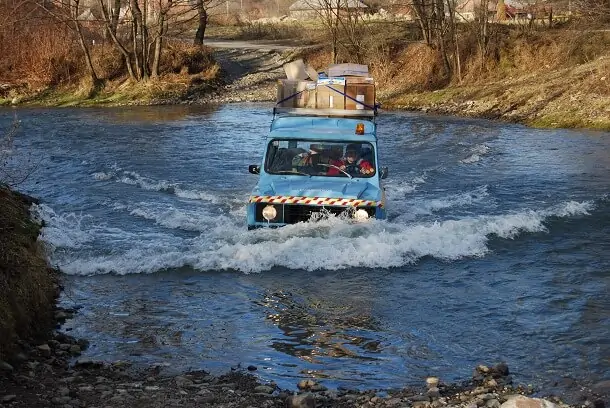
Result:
[31, 204, 94, 249]
[384, 173, 427, 201]
[127, 202, 235, 232]
[34, 197, 597, 276]
[93, 166, 225, 204]
[405, 185, 491, 215]
[460, 144, 490, 164]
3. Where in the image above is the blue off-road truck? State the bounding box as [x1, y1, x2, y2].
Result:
[246, 107, 387, 229]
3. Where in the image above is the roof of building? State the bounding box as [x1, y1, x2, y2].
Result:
[289, 0, 368, 11]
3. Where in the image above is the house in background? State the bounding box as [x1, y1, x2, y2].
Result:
[288, 0, 368, 19]
[454, 0, 556, 22]
[455, 0, 496, 21]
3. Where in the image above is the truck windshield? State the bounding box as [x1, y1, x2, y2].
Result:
[265, 140, 376, 178]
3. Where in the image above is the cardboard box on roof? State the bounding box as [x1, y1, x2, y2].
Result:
[283, 59, 309, 81]
[316, 77, 346, 109]
[327, 63, 369, 77]
[276, 79, 316, 108]
[345, 77, 375, 110]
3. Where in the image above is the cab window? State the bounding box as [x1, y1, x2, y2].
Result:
[265, 140, 376, 178]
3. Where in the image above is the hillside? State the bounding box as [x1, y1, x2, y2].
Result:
[381, 53, 610, 129]
[1, 22, 609, 131]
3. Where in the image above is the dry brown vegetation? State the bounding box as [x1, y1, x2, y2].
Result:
[0, 0, 220, 105]
[285, 18, 610, 129]
[1, 0, 609, 129]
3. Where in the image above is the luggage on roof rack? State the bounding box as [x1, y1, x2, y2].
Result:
[276, 61, 379, 117]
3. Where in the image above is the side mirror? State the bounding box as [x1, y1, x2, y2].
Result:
[380, 167, 389, 179]
[248, 165, 260, 175]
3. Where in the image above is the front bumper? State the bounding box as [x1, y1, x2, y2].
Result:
[246, 202, 385, 228]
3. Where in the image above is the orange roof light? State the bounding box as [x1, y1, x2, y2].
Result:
[355, 123, 365, 135]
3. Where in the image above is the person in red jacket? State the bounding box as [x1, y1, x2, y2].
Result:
[327, 144, 374, 177]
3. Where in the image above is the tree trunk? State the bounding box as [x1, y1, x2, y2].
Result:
[110, 0, 121, 35]
[141, 0, 148, 80]
[151, 19, 165, 77]
[332, 2, 339, 63]
[97, 0, 137, 80]
[72, 0, 98, 84]
[130, 0, 144, 79]
[194, 0, 208, 45]
[412, 0, 432, 45]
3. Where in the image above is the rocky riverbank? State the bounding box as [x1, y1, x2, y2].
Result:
[2, 319, 606, 408]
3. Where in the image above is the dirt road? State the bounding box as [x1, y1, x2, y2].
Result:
[202, 40, 309, 104]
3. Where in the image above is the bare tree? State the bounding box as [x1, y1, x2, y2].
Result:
[110, 0, 122, 36]
[305, 0, 342, 63]
[98, 0, 138, 80]
[573, 0, 610, 22]
[70, 0, 99, 84]
[445, 0, 461, 81]
[411, 0, 434, 45]
[151, 0, 173, 77]
[0, 116, 38, 188]
[336, 0, 368, 63]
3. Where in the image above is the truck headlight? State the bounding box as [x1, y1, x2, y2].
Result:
[262, 205, 277, 221]
[353, 208, 370, 222]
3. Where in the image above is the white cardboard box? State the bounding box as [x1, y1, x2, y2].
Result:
[327, 63, 369, 77]
[283, 59, 309, 81]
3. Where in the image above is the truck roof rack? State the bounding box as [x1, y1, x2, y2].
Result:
[273, 107, 377, 119]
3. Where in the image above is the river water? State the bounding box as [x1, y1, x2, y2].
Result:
[2, 104, 609, 396]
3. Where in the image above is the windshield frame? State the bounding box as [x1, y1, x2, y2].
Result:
[264, 139, 377, 178]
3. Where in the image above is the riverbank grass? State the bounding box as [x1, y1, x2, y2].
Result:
[18, 71, 221, 107]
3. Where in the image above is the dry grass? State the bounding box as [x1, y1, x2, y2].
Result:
[233, 21, 309, 40]
[161, 42, 219, 76]
[91, 45, 125, 81]
[0, 21, 82, 88]
[457, 28, 610, 84]
[378, 43, 443, 92]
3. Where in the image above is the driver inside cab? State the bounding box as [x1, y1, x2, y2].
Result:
[327, 144, 374, 177]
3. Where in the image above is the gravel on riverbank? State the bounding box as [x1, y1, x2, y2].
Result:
[2, 316, 607, 408]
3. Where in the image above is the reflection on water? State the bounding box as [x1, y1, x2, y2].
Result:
[95, 104, 221, 124]
[259, 290, 381, 365]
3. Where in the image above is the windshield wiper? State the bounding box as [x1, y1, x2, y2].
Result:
[274, 170, 311, 176]
[318, 164, 352, 179]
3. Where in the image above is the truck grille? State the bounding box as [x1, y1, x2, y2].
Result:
[255, 203, 376, 224]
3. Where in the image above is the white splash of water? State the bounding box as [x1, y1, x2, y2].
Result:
[93, 167, 232, 205]
[385, 174, 427, 201]
[127, 203, 234, 232]
[460, 144, 490, 164]
[30, 204, 94, 249]
[406, 185, 491, 215]
[35, 199, 596, 276]
[92, 172, 113, 181]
